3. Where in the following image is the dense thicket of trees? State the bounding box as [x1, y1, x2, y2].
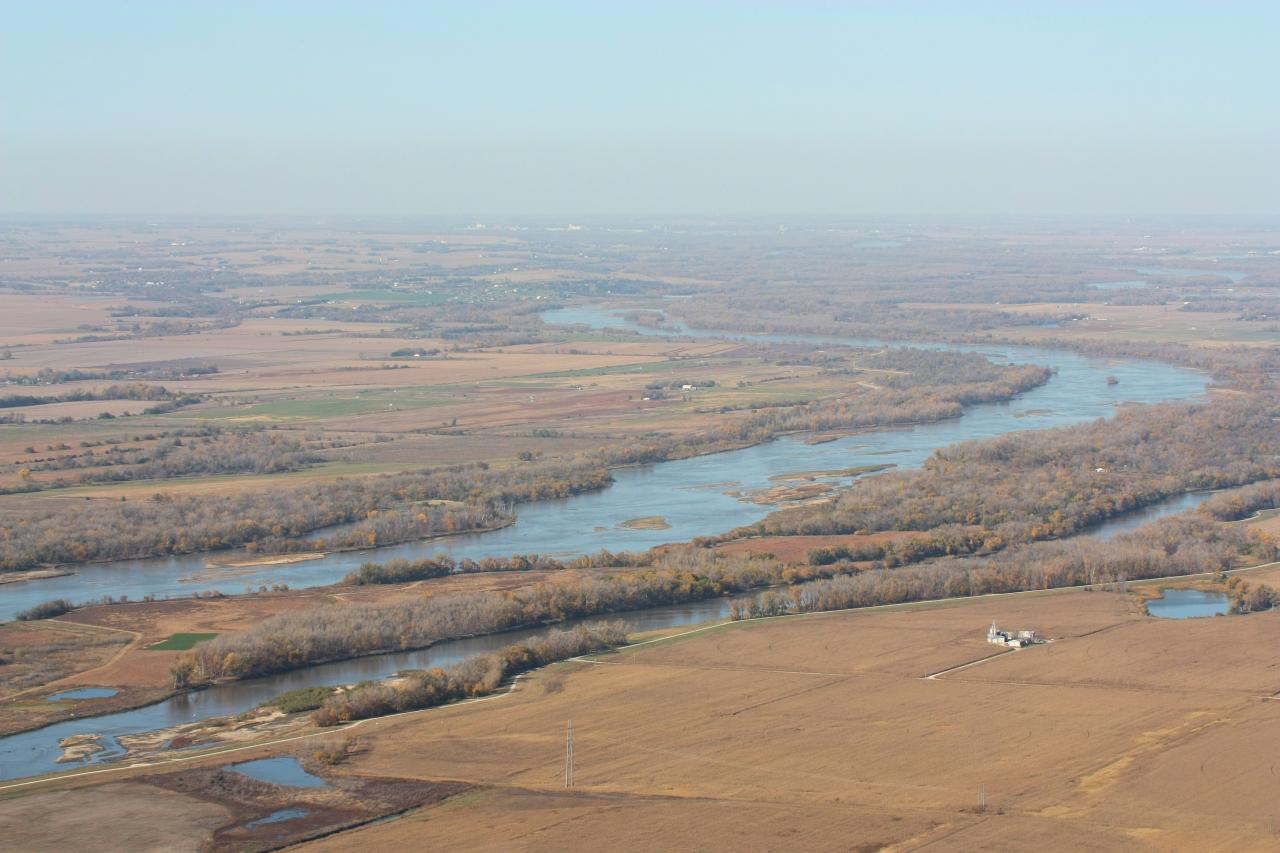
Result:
[312, 622, 627, 725]
[733, 513, 1253, 620]
[710, 363, 1049, 441]
[1226, 575, 1279, 614]
[15, 599, 75, 621]
[2, 365, 218, 386]
[7, 429, 335, 493]
[1201, 479, 1280, 522]
[342, 553, 564, 585]
[341, 557, 456, 585]
[0, 383, 204, 423]
[0, 383, 185, 409]
[0, 458, 610, 570]
[184, 550, 791, 681]
[807, 526, 988, 566]
[743, 397, 1280, 545]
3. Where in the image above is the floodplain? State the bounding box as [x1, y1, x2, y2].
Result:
[6, 578, 1280, 851]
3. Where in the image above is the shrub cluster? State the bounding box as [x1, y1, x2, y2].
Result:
[16, 599, 75, 621]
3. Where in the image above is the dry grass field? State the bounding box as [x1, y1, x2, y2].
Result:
[0, 620, 131, 700]
[7, 582, 1278, 850]
[0, 783, 232, 853]
[289, 586, 1279, 851]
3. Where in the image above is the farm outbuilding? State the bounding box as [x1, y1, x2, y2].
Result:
[987, 621, 1043, 647]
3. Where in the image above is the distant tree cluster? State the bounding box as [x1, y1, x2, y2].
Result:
[2, 365, 217, 386]
[6, 428, 335, 492]
[342, 553, 564, 585]
[0, 383, 185, 409]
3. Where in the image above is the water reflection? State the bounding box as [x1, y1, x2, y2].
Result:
[0, 597, 728, 781]
[1146, 588, 1229, 619]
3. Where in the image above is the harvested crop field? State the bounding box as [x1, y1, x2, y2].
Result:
[6, 572, 1280, 850]
[0, 782, 231, 853]
[281, 584, 1280, 851]
[0, 758, 468, 852]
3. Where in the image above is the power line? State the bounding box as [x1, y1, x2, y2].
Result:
[565, 719, 574, 788]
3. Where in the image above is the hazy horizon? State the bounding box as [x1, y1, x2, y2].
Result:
[4, 1, 1277, 217]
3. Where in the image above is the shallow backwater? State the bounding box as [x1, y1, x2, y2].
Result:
[1081, 491, 1216, 541]
[44, 687, 119, 702]
[1146, 588, 1230, 619]
[244, 808, 311, 829]
[227, 756, 328, 788]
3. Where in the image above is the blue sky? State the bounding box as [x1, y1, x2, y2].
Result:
[2, 1, 1276, 215]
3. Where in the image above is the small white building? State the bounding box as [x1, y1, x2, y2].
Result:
[987, 621, 1042, 648]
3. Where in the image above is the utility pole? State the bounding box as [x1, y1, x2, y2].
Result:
[978, 782, 986, 814]
[564, 720, 574, 788]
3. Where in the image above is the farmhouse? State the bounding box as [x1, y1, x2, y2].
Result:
[987, 621, 1042, 647]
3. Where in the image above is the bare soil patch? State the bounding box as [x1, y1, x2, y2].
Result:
[0, 620, 130, 699]
[0, 782, 230, 853]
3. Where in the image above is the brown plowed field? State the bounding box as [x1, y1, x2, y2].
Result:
[287, 586, 1280, 851]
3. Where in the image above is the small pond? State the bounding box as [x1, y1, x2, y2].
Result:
[245, 808, 311, 829]
[226, 756, 329, 788]
[1146, 588, 1229, 619]
[44, 686, 118, 696]
[45, 687, 119, 702]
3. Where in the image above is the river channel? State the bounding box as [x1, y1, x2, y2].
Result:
[0, 598, 730, 781]
[1, 307, 1207, 620]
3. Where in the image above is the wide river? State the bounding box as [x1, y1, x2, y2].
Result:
[0, 307, 1209, 780]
